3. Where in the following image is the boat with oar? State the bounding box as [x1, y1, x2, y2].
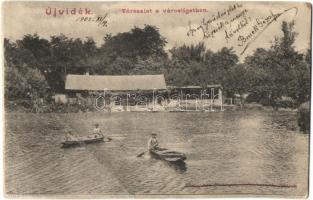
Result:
[149, 147, 186, 162]
[61, 134, 111, 148]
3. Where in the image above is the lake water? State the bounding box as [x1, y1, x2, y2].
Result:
[5, 110, 309, 197]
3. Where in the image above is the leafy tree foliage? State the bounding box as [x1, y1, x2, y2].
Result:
[4, 22, 310, 111]
[224, 64, 249, 106]
[101, 25, 167, 60]
[170, 42, 205, 62]
[167, 44, 240, 92]
[245, 21, 310, 109]
[4, 39, 48, 99]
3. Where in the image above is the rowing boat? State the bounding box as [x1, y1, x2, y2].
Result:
[61, 134, 110, 148]
[150, 147, 186, 162]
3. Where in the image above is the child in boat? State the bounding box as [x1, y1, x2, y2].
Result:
[148, 133, 159, 150]
[93, 123, 102, 138]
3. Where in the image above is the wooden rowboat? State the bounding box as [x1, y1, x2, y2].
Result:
[150, 147, 186, 162]
[61, 134, 110, 148]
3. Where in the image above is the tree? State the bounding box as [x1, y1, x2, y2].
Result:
[167, 43, 208, 86]
[288, 51, 310, 104]
[224, 64, 249, 107]
[170, 42, 205, 62]
[167, 44, 239, 93]
[165, 59, 193, 86]
[244, 21, 308, 109]
[132, 56, 166, 75]
[4, 38, 48, 99]
[207, 47, 239, 93]
[101, 25, 167, 60]
[18, 34, 99, 92]
[96, 25, 168, 76]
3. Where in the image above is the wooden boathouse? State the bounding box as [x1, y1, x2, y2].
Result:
[57, 74, 167, 105]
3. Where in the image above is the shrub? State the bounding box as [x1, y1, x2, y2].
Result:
[297, 101, 310, 133]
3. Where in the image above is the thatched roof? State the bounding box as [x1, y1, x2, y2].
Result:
[65, 74, 167, 91]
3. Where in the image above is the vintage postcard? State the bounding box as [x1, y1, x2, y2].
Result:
[2, 1, 311, 198]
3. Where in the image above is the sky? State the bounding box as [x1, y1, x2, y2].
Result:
[2, 1, 311, 61]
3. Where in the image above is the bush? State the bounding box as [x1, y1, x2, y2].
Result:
[5, 100, 32, 112]
[5, 66, 48, 99]
[297, 101, 310, 133]
[276, 98, 297, 109]
[47, 101, 97, 113]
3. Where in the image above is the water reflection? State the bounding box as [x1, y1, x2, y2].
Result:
[168, 160, 187, 173]
[149, 153, 187, 173]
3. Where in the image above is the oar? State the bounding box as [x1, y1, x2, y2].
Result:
[137, 150, 147, 157]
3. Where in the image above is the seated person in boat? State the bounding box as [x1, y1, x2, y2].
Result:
[148, 133, 159, 151]
[65, 130, 76, 141]
[93, 123, 103, 138]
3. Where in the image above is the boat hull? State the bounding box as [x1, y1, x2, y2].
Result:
[150, 147, 186, 162]
[61, 134, 105, 148]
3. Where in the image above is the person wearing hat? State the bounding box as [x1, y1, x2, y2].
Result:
[148, 133, 159, 150]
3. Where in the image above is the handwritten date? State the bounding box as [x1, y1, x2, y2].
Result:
[76, 14, 108, 27]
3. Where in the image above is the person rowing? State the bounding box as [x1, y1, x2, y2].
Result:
[148, 133, 159, 151]
[137, 133, 159, 157]
[92, 123, 103, 138]
[65, 130, 76, 141]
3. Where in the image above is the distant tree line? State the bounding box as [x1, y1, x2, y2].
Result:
[4, 22, 310, 109]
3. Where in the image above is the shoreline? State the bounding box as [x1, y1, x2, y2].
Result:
[5, 103, 299, 113]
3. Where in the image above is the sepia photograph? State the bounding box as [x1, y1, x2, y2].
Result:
[2, 1, 311, 197]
